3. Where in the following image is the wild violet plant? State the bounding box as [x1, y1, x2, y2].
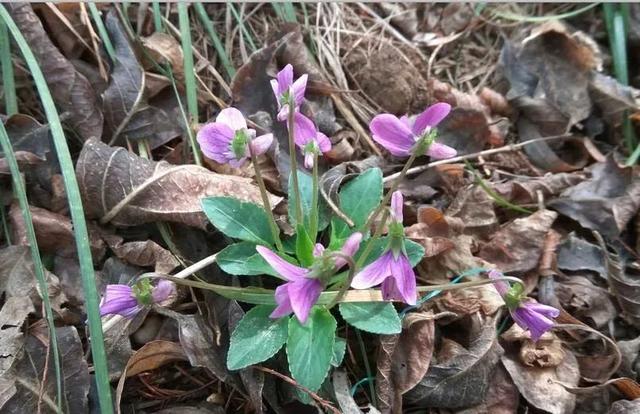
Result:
[99, 64, 559, 396]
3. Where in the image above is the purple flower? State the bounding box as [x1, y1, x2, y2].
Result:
[293, 113, 331, 169]
[370, 102, 456, 159]
[271, 64, 308, 121]
[197, 107, 273, 168]
[351, 191, 417, 305]
[488, 270, 559, 341]
[100, 279, 175, 318]
[257, 232, 362, 323]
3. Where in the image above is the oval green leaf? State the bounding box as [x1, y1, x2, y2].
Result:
[339, 302, 402, 334]
[201, 197, 274, 245]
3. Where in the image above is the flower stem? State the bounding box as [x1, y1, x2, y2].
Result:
[327, 252, 356, 309]
[362, 149, 420, 233]
[249, 146, 284, 252]
[287, 104, 304, 227]
[309, 152, 319, 240]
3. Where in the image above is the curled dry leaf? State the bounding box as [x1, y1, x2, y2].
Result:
[492, 171, 586, 205]
[519, 336, 566, 368]
[6, 4, 103, 142]
[609, 399, 640, 414]
[555, 276, 616, 328]
[617, 335, 640, 379]
[404, 317, 503, 409]
[76, 138, 279, 229]
[590, 72, 640, 128]
[332, 369, 364, 414]
[375, 312, 436, 413]
[123, 340, 187, 378]
[142, 32, 184, 79]
[557, 233, 607, 279]
[102, 10, 181, 149]
[446, 185, 498, 237]
[453, 364, 519, 414]
[479, 209, 558, 273]
[111, 240, 180, 274]
[548, 157, 640, 238]
[502, 349, 580, 414]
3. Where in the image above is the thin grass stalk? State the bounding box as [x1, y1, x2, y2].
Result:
[228, 3, 257, 52]
[0, 18, 17, 115]
[87, 3, 115, 60]
[0, 5, 114, 413]
[0, 121, 63, 414]
[151, 2, 163, 33]
[194, 3, 236, 79]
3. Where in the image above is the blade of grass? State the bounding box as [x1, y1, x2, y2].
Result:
[465, 161, 533, 214]
[228, 3, 257, 52]
[0, 121, 63, 413]
[0, 5, 114, 413]
[0, 204, 10, 244]
[491, 3, 598, 22]
[193, 3, 236, 79]
[0, 18, 17, 115]
[281, 2, 298, 23]
[178, 3, 203, 167]
[151, 2, 163, 33]
[87, 3, 115, 60]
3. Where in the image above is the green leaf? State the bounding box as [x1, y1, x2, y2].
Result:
[330, 168, 383, 245]
[339, 302, 402, 334]
[331, 337, 346, 367]
[227, 306, 288, 370]
[217, 242, 277, 276]
[288, 170, 328, 230]
[201, 197, 274, 246]
[287, 307, 337, 391]
[295, 224, 315, 267]
[356, 237, 425, 267]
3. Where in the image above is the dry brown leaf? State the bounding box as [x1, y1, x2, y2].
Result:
[454, 364, 519, 414]
[112, 240, 180, 274]
[142, 33, 184, 79]
[519, 336, 565, 368]
[124, 340, 187, 377]
[76, 139, 280, 229]
[479, 209, 558, 273]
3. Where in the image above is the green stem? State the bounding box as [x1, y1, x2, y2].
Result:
[151, 2, 163, 32]
[87, 2, 115, 60]
[327, 252, 356, 309]
[0, 18, 17, 115]
[309, 152, 319, 240]
[288, 104, 304, 228]
[0, 6, 114, 412]
[194, 2, 235, 79]
[249, 145, 284, 252]
[355, 329, 377, 407]
[0, 120, 63, 414]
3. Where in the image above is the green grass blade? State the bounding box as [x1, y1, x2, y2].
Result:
[177, 3, 203, 166]
[87, 3, 115, 60]
[491, 3, 598, 22]
[0, 5, 114, 413]
[0, 121, 63, 413]
[152, 2, 163, 33]
[0, 203, 10, 244]
[0, 18, 17, 115]
[228, 3, 257, 52]
[281, 2, 298, 23]
[194, 3, 236, 79]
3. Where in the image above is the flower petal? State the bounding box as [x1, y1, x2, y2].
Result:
[256, 246, 308, 281]
[316, 132, 332, 153]
[216, 107, 247, 131]
[270, 79, 280, 103]
[512, 306, 554, 342]
[426, 142, 457, 160]
[197, 122, 235, 163]
[277, 105, 289, 122]
[381, 277, 402, 301]
[412, 102, 451, 135]
[369, 114, 414, 157]
[488, 269, 510, 297]
[334, 232, 362, 269]
[313, 243, 325, 257]
[525, 301, 560, 319]
[100, 285, 139, 317]
[152, 280, 175, 304]
[304, 152, 314, 169]
[293, 113, 317, 148]
[250, 133, 273, 156]
[390, 191, 403, 223]
[288, 278, 323, 324]
[228, 157, 248, 169]
[276, 64, 294, 94]
[390, 254, 417, 305]
[270, 284, 294, 319]
[351, 251, 393, 289]
[292, 73, 308, 105]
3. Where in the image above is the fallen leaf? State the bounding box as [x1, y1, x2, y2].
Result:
[102, 10, 181, 149]
[404, 316, 503, 409]
[492, 172, 586, 205]
[502, 349, 580, 414]
[142, 32, 184, 79]
[453, 364, 519, 414]
[589, 72, 640, 128]
[548, 157, 640, 237]
[124, 340, 187, 377]
[555, 276, 616, 328]
[76, 138, 280, 229]
[617, 336, 640, 379]
[609, 399, 640, 414]
[112, 240, 179, 274]
[557, 233, 607, 279]
[479, 209, 557, 273]
[446, 185, 498, 237]
[375, 312, 436, 413]
[6, 4, 103, 142]
[519, 336, 565, 368]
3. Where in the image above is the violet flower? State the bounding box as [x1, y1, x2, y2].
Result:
[271, 64, 308, 121]
[351, 191, 417, 305]
[257, 232, 362, 323]
[370, 102, 456, 159]
[100, 279, 175, 318]
[293, 113, 331, 169]
[488, 269, 559, 341]
[197, 107, 273, 168]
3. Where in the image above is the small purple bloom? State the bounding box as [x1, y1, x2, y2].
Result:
[369, 102, 455, 159]
[488, 270, 559, 341]
[257, 232, 362, 323]
[197, 107, 273, 168]
[293, 113, 331, 169]
[351, 191, 417, 305]
[271, 64, 308, 121]
[100, 280, 175, 318]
